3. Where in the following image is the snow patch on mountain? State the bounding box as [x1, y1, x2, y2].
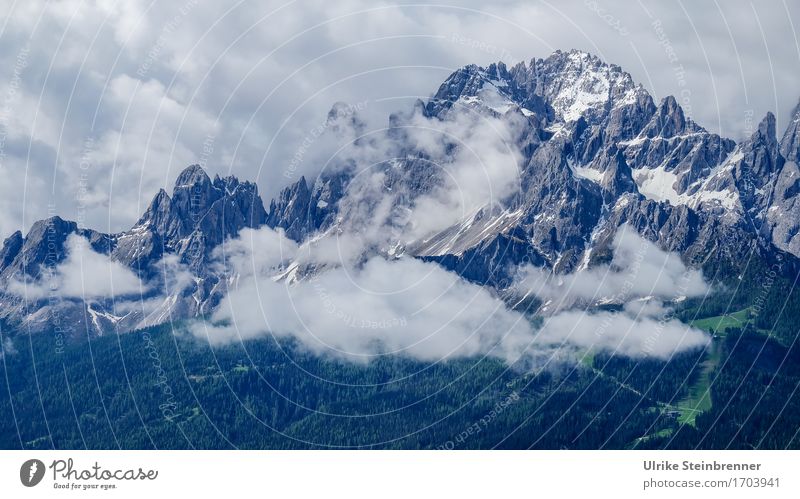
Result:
[633, 167, 680, 204]
[572, 165, 605, 183]
[633, 166, 739, 211]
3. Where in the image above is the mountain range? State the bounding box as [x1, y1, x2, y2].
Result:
[2, 49, 799, 339]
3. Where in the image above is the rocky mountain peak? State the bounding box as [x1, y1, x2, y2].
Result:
[109, 165, 269, 275]
[532, 49, 641, 124]
[741, 112, 783, 179]
[0, 216, 114, 282]
[640, 95, 687, 138]
[175, 163, 212, 188]
[326, 101, 367, 136]
[0, 231, 23, 269]
[755, 112, 777, 142]
[135, 188, 171, 228]
[425, 48, 646, 131]
[599, 147, 637, 197]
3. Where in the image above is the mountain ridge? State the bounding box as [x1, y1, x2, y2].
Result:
[2, 48, 799, 337]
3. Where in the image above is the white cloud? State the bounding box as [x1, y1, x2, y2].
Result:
[298, 105, 525, 264]
[514, 225, 709, 312]
[155, 253, 196, 296]
[190, 223, 710, 364]
[194, 255, 537, 364]
[513, 226, 712, 359]
[535, 309, 710, 360]
[8, 234, 145, 299]
[213, 225, 299, 278]
[0, 337, 16, 359]
[401, 111, 524, 240]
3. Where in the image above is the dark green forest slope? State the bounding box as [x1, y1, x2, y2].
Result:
[1, 317, 797, 449]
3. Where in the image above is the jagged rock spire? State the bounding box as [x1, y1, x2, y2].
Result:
[741, 112, 783, 179]
[641, 96, 687, 138]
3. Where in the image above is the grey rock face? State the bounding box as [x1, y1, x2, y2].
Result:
[266, 176, 315, 241]
[422, 226, 546, 287]
[739, 113, 783, 183]
[0, 231, 23, 270]
[266, 173, 349, 242]
[762, 102, 800, 254]
[129, 164, 268, 271]
[767, 160, 800, 255]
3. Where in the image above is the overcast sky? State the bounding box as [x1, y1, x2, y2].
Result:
[1, 0, 798, 237]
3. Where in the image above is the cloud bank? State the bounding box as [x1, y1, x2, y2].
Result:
[514, 225, 709, 312]
[191, 224, 710, 364]
[196, 255, 536, 364]
[513, 226, 711, 359]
